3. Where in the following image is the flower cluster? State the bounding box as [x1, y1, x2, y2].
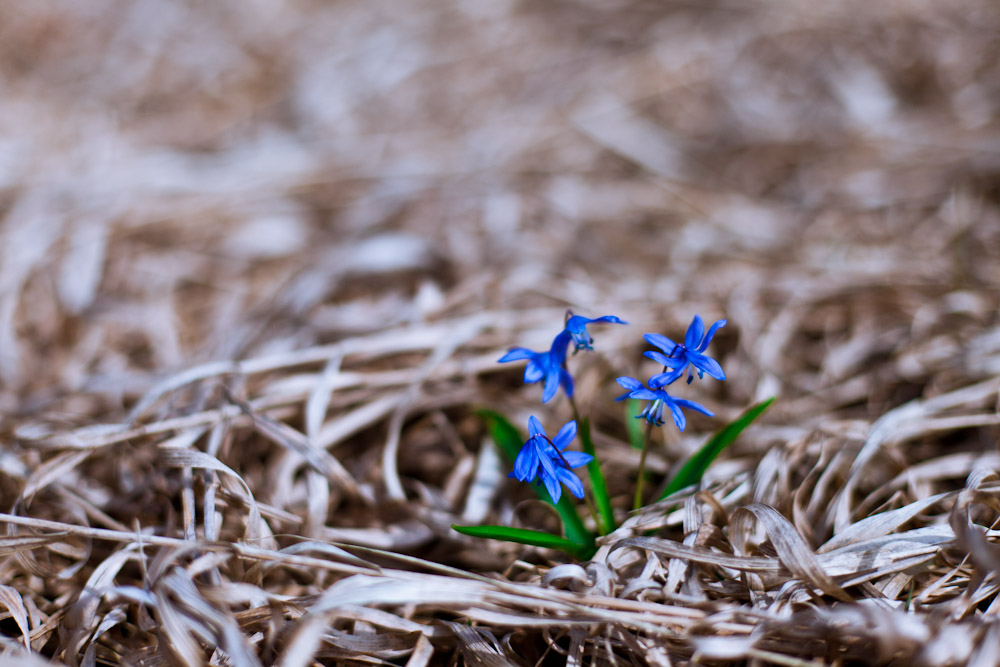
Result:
[498, 312, 626, 403]
[497, 311, 726, 502]
[509, 417, 592, 502]
[499, 311, 624, 498]
[616, 315, 726, 430]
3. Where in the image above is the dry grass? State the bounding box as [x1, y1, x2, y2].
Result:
[0, 0, 999, 665]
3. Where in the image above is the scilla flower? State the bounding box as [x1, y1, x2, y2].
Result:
[510, 416, 592, 502]
[645, 315, 726, 385]
[616, 376, 713, 430]
[498, 331, 574, 403]
[564, 312, 627, 352]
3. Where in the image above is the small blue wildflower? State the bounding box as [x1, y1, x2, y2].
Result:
[615, 376, 713, 430]
[644, 315, 726, 385]
[510, 416, 592, 502]
[564, 312, 627, 352]
[498, 331, 574, 403]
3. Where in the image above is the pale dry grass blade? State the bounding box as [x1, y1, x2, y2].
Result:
[0, 586, 30, 650]
[1, 0, 999, 663]
[820, 491, 953, 553]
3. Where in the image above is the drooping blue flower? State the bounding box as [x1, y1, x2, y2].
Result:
[615, 376, 714, 430]
[644, 315, 726, 386]
[564, 312, 627, 352]
[498, 311, 625, 402]
[510, 416, 592, 502]
[498, 331, 574, 403]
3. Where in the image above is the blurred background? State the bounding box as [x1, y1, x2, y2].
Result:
[1, 0, 999, 412]
[2, 2, 1000, 663]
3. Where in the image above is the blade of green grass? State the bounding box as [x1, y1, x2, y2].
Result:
[578, 417, 614, 535]
[657, 397, 775, 501]
[475, 410, 593, 550]
[451, 524, 591, 559]
[626, 400, 645, 449]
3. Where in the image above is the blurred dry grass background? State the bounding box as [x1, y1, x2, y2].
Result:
[0, 0, 999, 665]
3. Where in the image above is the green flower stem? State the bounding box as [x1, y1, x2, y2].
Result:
[569, 396, 615, 535]
[633, 419, 655, 510]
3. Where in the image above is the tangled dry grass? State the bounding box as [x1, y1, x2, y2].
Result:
[1, 0, 1000, 665]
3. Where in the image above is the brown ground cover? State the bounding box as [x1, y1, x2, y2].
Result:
[0, 1, 999, 664]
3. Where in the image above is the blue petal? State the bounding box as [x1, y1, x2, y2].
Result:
[524, 359, 545, 383]
[630, 388, 658, 401]
[673, 398, 714, 417]
[644, 333, 677, 355]
[499, 347, 536, 363]
[688, 350, 725, 381]
[698, 319, 727, 352]
[552, 420, 577, 450]
[566, 314, 626, 331]
[512, 442, 539, 481]
[538, 444, 559, 480]
[667, 400, 687, 431]
[542, 470, 562, 503]
[564, 315, 593, 333]
[650, 368, 684, 387]
[555, 467, 585, 499]
[560, 368, 575, 398]
[541, 367, 561, 403]
[685, 316, 705, 349]
[616, 376, 644, 391]
[561, 451, 593, 468]
[527, 416, 545, 438]
[645, 350, 686, 367]
[615, 375, 642, 401]
[549, 331, 572, 364]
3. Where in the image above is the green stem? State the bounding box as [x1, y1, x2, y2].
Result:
[569, 395, 615, 535]
[633, 420, 655, 510]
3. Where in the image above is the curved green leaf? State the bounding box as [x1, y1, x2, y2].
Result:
[658, 397, 775, 501]
[452, 524, 590, 558]
[475, 409, 594, 549]
[626, 399, 646, 449]
[579, 417, 614, 535]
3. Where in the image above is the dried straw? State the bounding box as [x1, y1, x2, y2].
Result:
[0, 0, 999, 664]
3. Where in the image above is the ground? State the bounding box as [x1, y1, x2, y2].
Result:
[0, 1, 999, 665]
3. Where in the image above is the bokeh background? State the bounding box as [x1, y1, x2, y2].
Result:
[2, 0, 998, 403]
[2, 1, 1000, 664]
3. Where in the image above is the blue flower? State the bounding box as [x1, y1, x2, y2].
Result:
[498, 331, 574, 403]
[615, 376, 713, 430]
[564, 313, 627, 352]
[510, 416, 593, 502]
[644, 315, 726, 385]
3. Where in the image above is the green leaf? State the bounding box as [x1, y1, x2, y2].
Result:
[658, 397, 776, 501]
[578, 417, 615, 535]
[475, 408, 524, 462]
[475, 409, 594, 549]
[452, 524, 592, 559]
[626, 400, 645, 449]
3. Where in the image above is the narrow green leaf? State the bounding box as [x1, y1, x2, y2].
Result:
[475, 408, 524, 461]
[452, 524, 590, 558]
[658, 397, 776, 501]
[475, 410, 594, 549]
[626, 400, 645, 449]
[578, 417, 615, 535]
